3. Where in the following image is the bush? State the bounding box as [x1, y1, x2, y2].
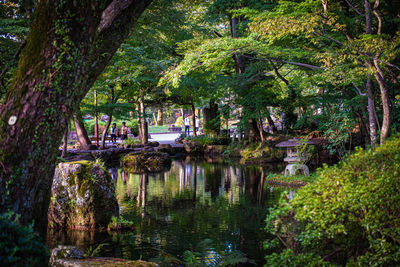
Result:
[184, 135, 231, 146]
[266, 135, 400, 266]
[175, 116, 183, 127]
[124, 137, 141, 146]
[0, 212, 49, 266]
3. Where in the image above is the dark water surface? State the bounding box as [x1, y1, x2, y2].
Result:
[47, 159, 287, 266]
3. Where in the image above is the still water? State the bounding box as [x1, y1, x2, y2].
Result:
[47, 159, 287, 266]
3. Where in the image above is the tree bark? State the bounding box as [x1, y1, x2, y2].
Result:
[366, 78, 378, 147]
[157, 108, 163, 126]
[266, 110, 277, 134]
[61, 121, 69, 158]
[365, 0, 391, 143]
[139, 96, 148, 144]
[256, 117, 265, 142]
[373, 59, 391, 143]
[73, 113, 93, 150]
[0, 0, 151, 231]
[100, 113, 112, 149]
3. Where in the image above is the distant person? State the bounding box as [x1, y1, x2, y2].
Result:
[195, 116, 200, 133]
[184, 115, 190, 136]
[120, 121, 128, 142]
[110, 123, 118, 144]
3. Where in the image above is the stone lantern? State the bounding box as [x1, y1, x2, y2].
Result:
[276, 138, 317, 176]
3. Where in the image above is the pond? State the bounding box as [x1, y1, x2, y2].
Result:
[47, 158, 288, 266]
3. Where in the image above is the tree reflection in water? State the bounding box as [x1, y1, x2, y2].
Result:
[47, 159, 286, 266]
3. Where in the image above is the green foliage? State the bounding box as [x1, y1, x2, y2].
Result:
[265, 173, 317, 186]
[318, 110, 356, 159]
[155, 239, 254, 266]
[0, 212, 49, 266]
[84, 243, 110, 257]
[184, 135, 231, 146]
[266, 135, 400, 266]
[174, 116, 183, 127]
[124, 137, 141, 146]
[107, 216, 134, 231]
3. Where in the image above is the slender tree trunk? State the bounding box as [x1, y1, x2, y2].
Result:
[0, 0, 151, 231]
[157, 108, 163, 126]
[100, 113, 112, 149]
[152, 111, 158, 126]
[365, 0, 390, 143]
[139, 96, 148, 144]
[373, 59, 391, 143]
[366, 78, 378, 147]
[73, 113, 93, 150]
[266, 110, 277, 134]
[257, 116, 265, 142]
[192, 104, 197, 136]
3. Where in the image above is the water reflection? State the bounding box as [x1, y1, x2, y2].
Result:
[47, 159, 286, 266]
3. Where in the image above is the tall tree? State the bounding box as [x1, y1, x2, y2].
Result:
[0, 0, 151, 231]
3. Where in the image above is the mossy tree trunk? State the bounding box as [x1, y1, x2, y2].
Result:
[0, 0, 151, 232]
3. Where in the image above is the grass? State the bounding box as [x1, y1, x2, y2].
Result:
[148, 126, 170, 133]
[265, 173, 318, 187]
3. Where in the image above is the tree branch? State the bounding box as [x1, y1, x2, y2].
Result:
[344, 0, 363, 16]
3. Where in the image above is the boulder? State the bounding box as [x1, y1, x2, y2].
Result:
[157, 144, 173, 154]
[49, 245, 157, 267]
[48, 161, 119, 230]
[121, 151, 171, 173]
[148, 141, 159, 147]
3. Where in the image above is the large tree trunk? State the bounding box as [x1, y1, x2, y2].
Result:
[100, 113, 112, 149]
[73, 113, 94, 150]
[0, 0, 151, 231]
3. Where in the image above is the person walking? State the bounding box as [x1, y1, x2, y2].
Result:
[120, 121, 128, 142]
[184, 115, 190, 136]
[110, 123, 118, 144]
[195, 116, 200, 133]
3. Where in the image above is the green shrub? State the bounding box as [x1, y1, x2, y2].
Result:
[0, 212, 49, 266]
[266, 135, 400, 266]
[184, 135, 231, 146]
[124, 137, 141, 146]
[175, 116, 183, 127]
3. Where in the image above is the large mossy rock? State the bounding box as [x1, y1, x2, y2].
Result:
[49, 245, 157, 267]
[121, 151, 171, 173]
[48, 161, 119, 230]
